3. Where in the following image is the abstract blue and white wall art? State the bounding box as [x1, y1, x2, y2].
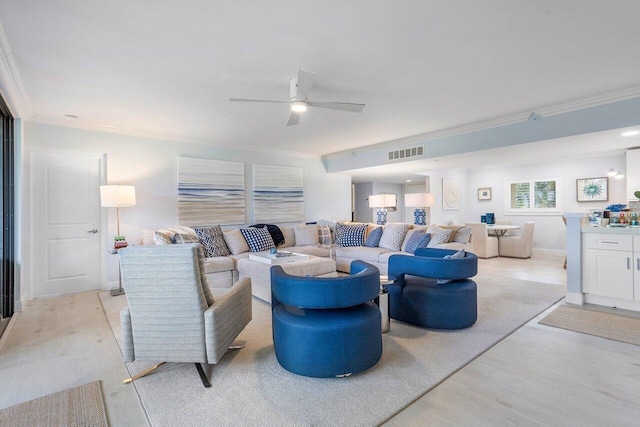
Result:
[253, 164, 304, 223]
[178, 157, 245, 226]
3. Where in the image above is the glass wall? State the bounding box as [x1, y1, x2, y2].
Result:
[0, 95, 14, 324]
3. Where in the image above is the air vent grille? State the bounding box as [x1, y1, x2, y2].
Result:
[388, 145, 424, 161]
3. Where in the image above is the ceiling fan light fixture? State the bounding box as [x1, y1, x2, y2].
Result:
[291, 101, 307, 113]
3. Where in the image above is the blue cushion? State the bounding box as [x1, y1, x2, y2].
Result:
[405, 232, 431, 254]
[364, 226, 383, 247]
[240, 226, 275, 252]
[337, 223, 367, 247]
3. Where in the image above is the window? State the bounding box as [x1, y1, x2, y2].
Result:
[505, 177, 561, 214]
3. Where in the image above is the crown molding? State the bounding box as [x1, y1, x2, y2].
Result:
[0, 17, 32, 119]
[323, 86, 640, 161]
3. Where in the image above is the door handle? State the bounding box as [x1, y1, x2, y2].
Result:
[87, 229, 98, 234]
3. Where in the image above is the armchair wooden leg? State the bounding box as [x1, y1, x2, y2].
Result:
[123, 362, 166, 384]
[195, 363, 212, 388]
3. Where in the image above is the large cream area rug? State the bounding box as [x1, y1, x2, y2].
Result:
[100, 274, 565, 427]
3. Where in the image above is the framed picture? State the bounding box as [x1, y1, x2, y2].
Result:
[442, 178, 460, 211]
[478, 187, 491, 201]
[577, 177, 608, 202]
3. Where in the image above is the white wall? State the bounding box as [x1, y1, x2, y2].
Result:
[23, 122, 352, 286]
[423, 154, 626, 250]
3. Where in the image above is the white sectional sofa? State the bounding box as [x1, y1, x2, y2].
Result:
[149, 222, 473, 291]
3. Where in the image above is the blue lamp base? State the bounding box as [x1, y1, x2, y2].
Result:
[376, 209, 388, 225]
[413, 208, 427, 226]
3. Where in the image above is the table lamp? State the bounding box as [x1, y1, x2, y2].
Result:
[100, 184, 136, 296]
[404, 193, 435, 225]
[369, 194, 397, 225]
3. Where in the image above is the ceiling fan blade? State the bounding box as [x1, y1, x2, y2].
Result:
[229, 98, 288, 103]
[295, 70, 317, 100]
[307, 101, 365, 113]
[287, 111, 300, 126]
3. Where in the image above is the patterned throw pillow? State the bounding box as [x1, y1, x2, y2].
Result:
[240, 227, 275, 252]
[194, 225, 231, 257]
[364, 226, 383, 247]
[436, 249, 466, 284]
[404, 231, 432, 254]
[427, 227, 453, 247]
[378, 223, 410, 251]
[337, 223, 367, 247]
[318, 225, 332, 245]
[333, 222, 349, 244]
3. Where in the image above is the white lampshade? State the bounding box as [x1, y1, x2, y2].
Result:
[369, 194, 396, 208]
[405, 193, 435, 208]
[100, 185, 136, 207]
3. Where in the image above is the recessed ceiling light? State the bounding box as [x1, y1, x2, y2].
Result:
[64, 114, 79, 119]
[406, 179, 412, 182]
[622, 130, 640, 137]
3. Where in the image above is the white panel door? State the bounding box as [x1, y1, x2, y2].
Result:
[30, 151, 102, 298]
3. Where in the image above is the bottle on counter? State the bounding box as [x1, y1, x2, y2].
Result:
[620, 213, 627, 225]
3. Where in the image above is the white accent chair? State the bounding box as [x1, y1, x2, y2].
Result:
[498, 222, 535, 259]
[118, 244, 253, 387]
[465, 222, 499, 259]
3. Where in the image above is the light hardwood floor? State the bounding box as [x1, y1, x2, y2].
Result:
[2, 249, 639, 426]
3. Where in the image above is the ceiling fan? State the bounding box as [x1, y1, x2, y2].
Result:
[229, 69, 365, 126]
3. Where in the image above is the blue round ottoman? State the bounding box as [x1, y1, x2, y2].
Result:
[272, 303, 382, 378]
[270, 260, 383, 378]
[401, 277, 477, 329]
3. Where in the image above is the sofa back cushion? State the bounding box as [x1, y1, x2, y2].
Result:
[379, 223, 410, 251]
[294, 224, 319, 246]
[223, 228, 250, 254]
[452, 227, 472, 244]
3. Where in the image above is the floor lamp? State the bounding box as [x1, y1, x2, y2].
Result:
[405, 193, 435, 226]
[100, 185, 136, 296]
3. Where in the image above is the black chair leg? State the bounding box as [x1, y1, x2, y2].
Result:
[195, 363, 212, 388]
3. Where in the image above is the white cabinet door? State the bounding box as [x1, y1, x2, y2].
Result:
[583, 249, 634, 300]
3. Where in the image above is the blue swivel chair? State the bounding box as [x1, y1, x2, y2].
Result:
[387, 248, 478, 330]
[270, 260, 382, 378]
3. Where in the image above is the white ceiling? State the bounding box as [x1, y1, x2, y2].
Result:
[1, 1, 640, 164]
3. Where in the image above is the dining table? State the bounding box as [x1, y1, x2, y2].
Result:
[486, 224, 521, 237]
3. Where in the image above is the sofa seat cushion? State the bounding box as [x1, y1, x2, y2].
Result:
[289, 245, 332, 258]
[227, 252, 251, 268]
[335, 246, 390, 263]
[203, 256, 235, 274]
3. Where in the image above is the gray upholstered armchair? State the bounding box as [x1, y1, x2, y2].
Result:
[118, 244, 252, 387]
